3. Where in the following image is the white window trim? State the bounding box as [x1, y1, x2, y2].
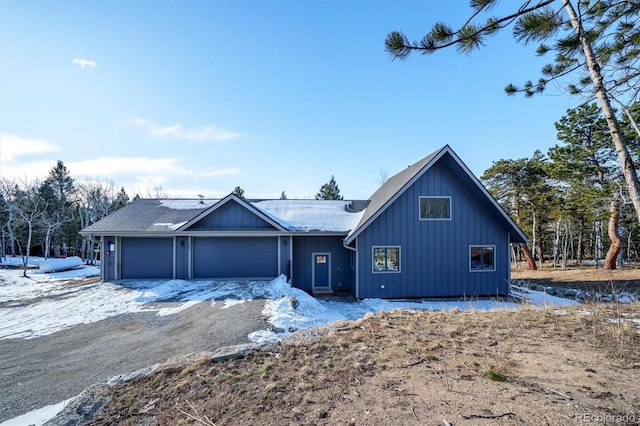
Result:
[372, 246, 401, 274]
[469, 245, 496, 272]
[419, 196, 452, 221]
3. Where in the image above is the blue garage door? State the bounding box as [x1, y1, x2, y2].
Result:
[120, 237, 173, 279]
[193, 237, 278, 278]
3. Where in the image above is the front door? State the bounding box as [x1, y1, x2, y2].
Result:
[312, 252, 331, 292]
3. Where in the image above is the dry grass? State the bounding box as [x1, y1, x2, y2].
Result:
[86, 301, 640, 425]
[512, 263, 640, 293]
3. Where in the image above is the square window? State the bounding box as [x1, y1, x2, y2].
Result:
[316, 255, 327, 264]
[373, 246, 400, 273]
[470, 246, 495, 271]
[419, 197, 451, 220]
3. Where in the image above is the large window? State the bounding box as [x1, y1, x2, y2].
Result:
[373, 246, 400, 273]
[419, 196, 451, 220]
[470, 246, 495, 271]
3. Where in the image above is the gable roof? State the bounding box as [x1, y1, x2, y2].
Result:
[80, 195, 368, 235]
[344, 145, 527, 244]
[176, 193, 289, 232]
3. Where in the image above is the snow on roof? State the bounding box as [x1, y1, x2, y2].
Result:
[159, 199, 215, 210]
[254, 200, 365, 232]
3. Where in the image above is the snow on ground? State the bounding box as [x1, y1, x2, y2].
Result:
[0, 399, 74, 426]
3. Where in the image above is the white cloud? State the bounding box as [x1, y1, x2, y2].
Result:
[200, 167, 241, 177]
[126, 118, 242, 142]
[73, 58, 97, 69]
[67, 156, 185, 177]
[0, 134, 60, 162]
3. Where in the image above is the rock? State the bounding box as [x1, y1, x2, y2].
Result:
[210, 342, 276, 363]
[564, 289, 579, 297]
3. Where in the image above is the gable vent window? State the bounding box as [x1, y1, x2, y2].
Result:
[419, 196, 451, 220]
[470, 246, 495, 271]
[373, 246, 400, 273]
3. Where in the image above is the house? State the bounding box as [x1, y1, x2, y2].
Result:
[80, 145, 527, 299]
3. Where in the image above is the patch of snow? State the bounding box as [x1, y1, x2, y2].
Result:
[255, 200, 365, 232]
[159, 199, 213, 210]
[511, 285, 580, 306]
[169, 221, 187, 230]
[0, 397, 74, 426]
[248, 329, 279, 343]
[156, 301, 200, 316]
[221, 299, 245, 309]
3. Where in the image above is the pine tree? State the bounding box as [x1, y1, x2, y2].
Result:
[385, 0, 640, 227]
[315, 175, 343, 200]
[110, 187, 130, 211]
[46, 160, 74, 204]
[232, 186, 245, 198]
[549, 103, 622, 269]
[481, 153, 553, 270]
[279, 191, 287, 200]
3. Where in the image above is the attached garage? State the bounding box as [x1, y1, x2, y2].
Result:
[192, 237, 278, 279]
[120, 237, 173, 279]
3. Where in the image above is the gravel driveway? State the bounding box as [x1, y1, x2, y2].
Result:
[0, 299, 268, 422]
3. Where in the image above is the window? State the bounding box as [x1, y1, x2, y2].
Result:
[419, 196, 451, 220]
[470, 246, 495, 271]
[373, 246, 400, 273]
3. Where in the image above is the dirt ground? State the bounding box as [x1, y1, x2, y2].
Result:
[84, 277, 640, 425]
[512, 264, 640, 293]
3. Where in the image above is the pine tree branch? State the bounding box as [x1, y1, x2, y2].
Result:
[385, 0, 555, 58]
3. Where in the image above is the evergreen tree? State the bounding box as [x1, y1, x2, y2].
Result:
[549, 103, 621, 268]
[279, 191, 287, 200]
[46, 160, 75, 204]
[385, 0, 640, 227]
[481, 152, 552, 269]
[315, 175, 343, 200]
[232, 186, 245, 198]
[110, 187, 130, 211]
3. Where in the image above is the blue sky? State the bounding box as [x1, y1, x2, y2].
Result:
[0, 0, 582, 200]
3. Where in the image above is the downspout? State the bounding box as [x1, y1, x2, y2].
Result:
[343, 238, 358, 298]
[507, 232, 511, 295]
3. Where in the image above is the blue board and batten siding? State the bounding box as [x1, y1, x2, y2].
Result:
[188, 201, 276, 230]
[291, 236, 355, 293]
[356, 161, 510, 299]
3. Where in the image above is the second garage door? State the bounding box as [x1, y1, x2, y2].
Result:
[192, 237, 278, 278]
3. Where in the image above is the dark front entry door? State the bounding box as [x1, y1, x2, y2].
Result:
[313, 253, 330, 292]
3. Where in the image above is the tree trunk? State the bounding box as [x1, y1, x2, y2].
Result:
[564, 0, 640, 228]
[520, 243, 537, 270]
[595, 220, 603, 264]
[577, 227, 583, 265]
[603, 195, 622, 270]
[553, 219, 561, 267]
[44, 225, 52, 259]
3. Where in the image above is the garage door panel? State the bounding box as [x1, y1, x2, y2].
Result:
[121, 238, 173, 279]
[193, 237, 278, 278]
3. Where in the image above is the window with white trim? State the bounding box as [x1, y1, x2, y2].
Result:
[419, 196, 451, 220]
[470, 246, 495, 271]
[373, 246, 400, 273]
